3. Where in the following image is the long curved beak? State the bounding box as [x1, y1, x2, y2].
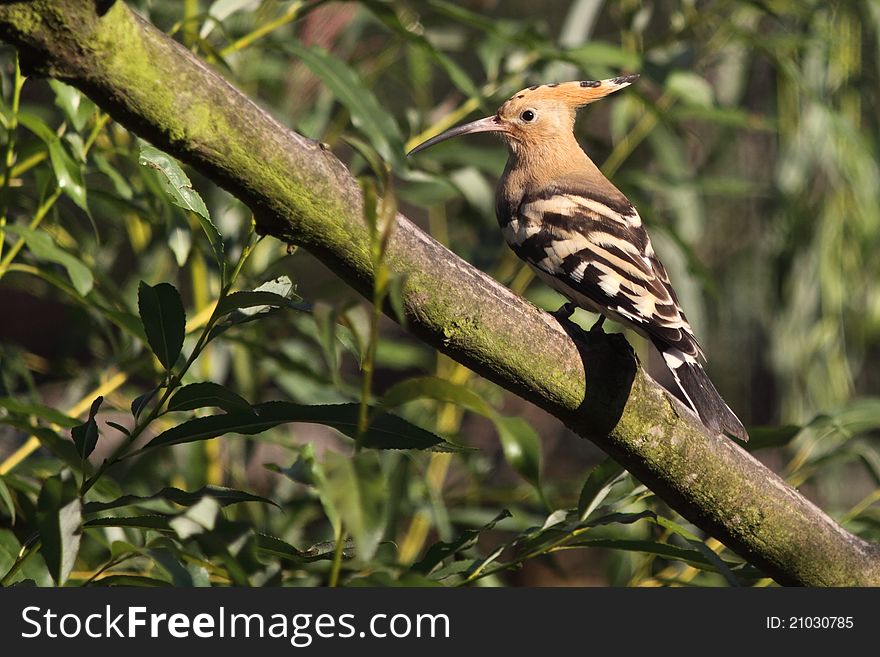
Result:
[407, 115, 507, 156]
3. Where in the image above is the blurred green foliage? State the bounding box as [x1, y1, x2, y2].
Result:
[0, 0, 878, 587]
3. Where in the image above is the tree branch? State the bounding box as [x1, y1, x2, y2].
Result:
[1, 0, 877, 585]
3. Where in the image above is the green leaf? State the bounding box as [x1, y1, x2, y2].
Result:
[71, 395, 103, 460]
[654, 516, 741, 586]
[283, 43, 407, 171]
[90, 574, 172, 587]
[361, 1, 482, 100]
[169, 496, 220, 540]
[745, 424, 801, 452]
[578, 457, 626, 521]
[18, 112, 88, 212]
[312, 302, 340, 380]
[255, 533, 311, 563]
[92, 153, 134, 200]
[563, 538, 731, 570]
[131, 386, 160, 420]
[379, 375, 495, 417]
[83, 485, 276, 514]
[562, 42, 642, 70]
[0, 397, 79, 428]
[167, 210, 192, 266]
[413, 509, 511, 575]
[48, 80, 95, 133]
[138, 143, 210, 219]
[1, 419, 81, 469]
[215, 278, 299, 317]
[36, 474, 82, 585]
[48, 134, 87, 210]
[0, 477, 16, 524]
[168, 382, 252, 414]
[142, 401, 458, 451]
[495, 416, 543, 492]
[348, 572, 444, 587]
[137, 281, 186, 371]
[320, 451, 386, 562]
[666, 71, 715, 108]
[200, 0, 261, 39]
[84, 515, 172, 531]
[4, 225, 93, 296]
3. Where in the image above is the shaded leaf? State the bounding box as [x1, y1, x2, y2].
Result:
[131, 386, 160, 420]
[84, 515, 172, 531]
[71, 395, 103, 460]
[137, 281, 186, 370]
[0, 477, 15, 524]
[0, 397, 78, 428]
[36, 474, 82, 585]
[283, 43, 407, 171]
[578, 457, 626, 521]
[168, 382, 252, 414]
[142, 401, 458, 451]
[91, 574, 173, 587]
[83, 485, 276, 514]
[320, 451, 386, 562]
[495, 416, 543, 492]
[413, 509, 511, 575]
[93, 153, 133, 200]
[216, 280, 299, 318]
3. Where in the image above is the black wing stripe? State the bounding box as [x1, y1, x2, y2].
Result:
[510, 190, 704, 360]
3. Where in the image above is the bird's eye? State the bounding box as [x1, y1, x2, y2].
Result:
[520, 109, 536, 122]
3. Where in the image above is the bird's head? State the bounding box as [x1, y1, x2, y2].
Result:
[408, 75, 638, 157]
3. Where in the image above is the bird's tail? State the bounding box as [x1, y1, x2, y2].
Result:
[658, 346, 748, 442]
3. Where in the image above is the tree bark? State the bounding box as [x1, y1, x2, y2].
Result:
[1, 0, 877, 586]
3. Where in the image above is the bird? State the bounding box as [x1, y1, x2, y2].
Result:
[408, 75, 748, 442]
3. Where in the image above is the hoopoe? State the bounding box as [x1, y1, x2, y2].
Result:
[409, 75, 748, 442]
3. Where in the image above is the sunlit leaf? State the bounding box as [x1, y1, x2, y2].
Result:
[48, 80, 95, 132]
[138, 143, 210, 219]
[4, 225, 93, 296]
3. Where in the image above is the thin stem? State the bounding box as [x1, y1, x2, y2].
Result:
[219, 1, 308, 57]
[0, 538, 41, 587]
[327, 523, 346, 587]
[80, 228, 257, 494]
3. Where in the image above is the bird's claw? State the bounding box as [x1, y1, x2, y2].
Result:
[551, 302, 576, 321]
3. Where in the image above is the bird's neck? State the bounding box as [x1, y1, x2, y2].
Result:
[497, 135, 608, 215]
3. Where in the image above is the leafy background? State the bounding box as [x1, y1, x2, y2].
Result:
[0, 0, 879, 587]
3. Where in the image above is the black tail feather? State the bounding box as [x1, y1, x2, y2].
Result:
[660, 348, 748, 442]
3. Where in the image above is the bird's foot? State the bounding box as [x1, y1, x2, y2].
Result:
[551, 302, 576, 321]
[589, 315, 606, 334]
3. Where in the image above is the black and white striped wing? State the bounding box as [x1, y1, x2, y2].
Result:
[501, 187, 704, 364]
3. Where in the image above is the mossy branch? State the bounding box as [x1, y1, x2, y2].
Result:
[1, 0, 878, 586]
